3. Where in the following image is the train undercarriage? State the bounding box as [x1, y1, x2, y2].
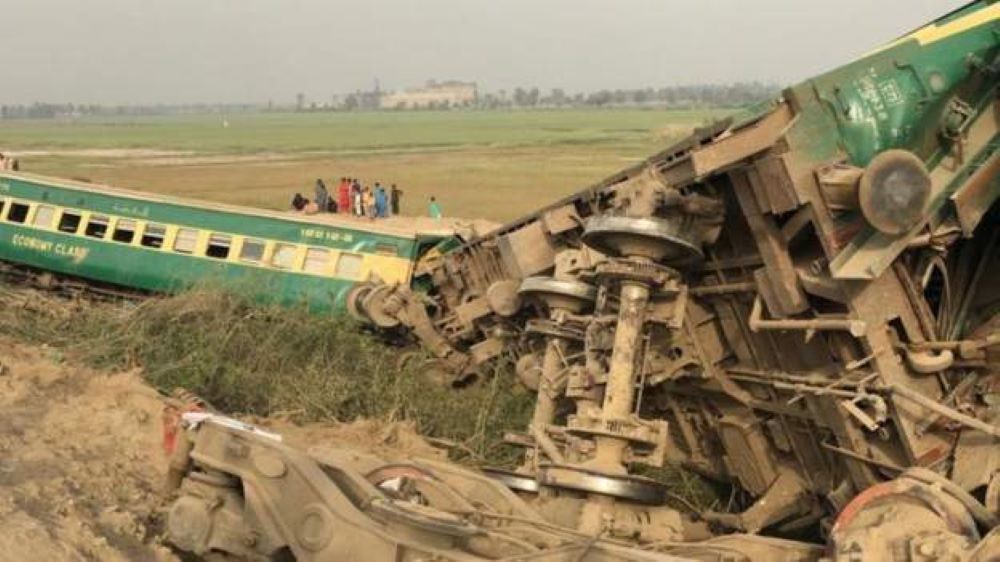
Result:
[145, 3, 1000, 560]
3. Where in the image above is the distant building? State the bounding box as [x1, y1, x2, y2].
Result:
[380, 80, 478, 109]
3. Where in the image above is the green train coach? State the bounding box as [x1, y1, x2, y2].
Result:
[0, 171, 461, 310]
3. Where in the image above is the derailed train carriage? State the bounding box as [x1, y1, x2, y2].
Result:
[0, 172, 460, 308]
[341, 1, 1000, 558]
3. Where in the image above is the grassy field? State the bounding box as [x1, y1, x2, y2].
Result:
[1, 108, 731, 222]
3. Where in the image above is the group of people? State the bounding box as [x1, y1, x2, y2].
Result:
[293, 177, 402, 218]
[291, 177, 443, 220]
[0, 153, 20, 171]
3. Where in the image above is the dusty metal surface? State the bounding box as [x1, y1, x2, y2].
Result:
[163, 414, 687, 561]
[165, 413, 830, 561]
[163, 4, 1000, 561]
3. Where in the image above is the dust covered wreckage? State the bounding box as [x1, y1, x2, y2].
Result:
[28, 2, 991, 561]
[340, 1, 1000, 558]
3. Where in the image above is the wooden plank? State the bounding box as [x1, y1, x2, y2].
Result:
[689, 104, 795, 179]
[730, 170, 809, 316]
[756, 154, 801, 214]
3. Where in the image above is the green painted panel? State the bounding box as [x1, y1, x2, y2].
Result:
[791, 2, 998, 167]
[0, 222, 355, 311]
[0, 176, 435, 259]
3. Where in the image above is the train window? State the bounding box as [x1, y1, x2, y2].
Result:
[271, 243, 297, 269]
[239, 238, 265, 263]
[141, 223, 166, 248]
[84, 215, 109, 238]
[206, 234, 232, 259]
[112, 219, 137, 243]
[173, 228, 199, 254]
[374, 243, 398, 257]
[0, 200, 5, 217]
[303, 248, 330, 274]
[58, 211, 82, 234]
[33, 205, 56, 228]
[335, 252, 363, 279]
[7, 202, 29, 224]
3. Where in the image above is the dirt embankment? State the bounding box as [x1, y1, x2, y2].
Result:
[0, 338, 176, 562]
[0, 336, 444, 562]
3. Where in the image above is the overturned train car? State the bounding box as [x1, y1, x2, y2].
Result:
[348, 1, 1000, 557]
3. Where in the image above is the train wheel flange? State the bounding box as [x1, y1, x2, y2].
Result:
[582, 215, 702, 265]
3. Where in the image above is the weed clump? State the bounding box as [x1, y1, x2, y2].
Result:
[0, 286, 533, 465]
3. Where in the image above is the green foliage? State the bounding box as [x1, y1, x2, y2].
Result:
[0, 286, 533, 465]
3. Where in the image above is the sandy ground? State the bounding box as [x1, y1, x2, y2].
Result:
[0, 336, 442, 562]
[0, 338, 177, 562]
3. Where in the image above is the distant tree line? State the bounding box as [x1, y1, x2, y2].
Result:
[481, 82, 779, 110]
[1, 82, 780, 120]
[292, 82, 779, 113]
[0, 103, 259, 120]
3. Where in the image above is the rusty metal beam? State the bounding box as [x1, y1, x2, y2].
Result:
[951, 151, 1000, 237]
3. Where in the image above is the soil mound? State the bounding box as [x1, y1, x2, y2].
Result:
[0, 338, 177, 562]
[0, 336, 445, 562]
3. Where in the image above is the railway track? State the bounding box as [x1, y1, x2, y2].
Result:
[0, 259, 152, 304]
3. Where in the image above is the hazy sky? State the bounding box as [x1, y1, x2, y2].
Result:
[1, 0, 967, 105]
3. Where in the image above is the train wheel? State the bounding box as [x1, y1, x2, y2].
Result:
[346, 283, 375, 323]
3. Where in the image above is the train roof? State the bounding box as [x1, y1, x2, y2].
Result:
[0, 171, 493, 241]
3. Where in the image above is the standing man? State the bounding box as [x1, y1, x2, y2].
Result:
[428, 196, 442, 220]
[314, 179, 329, 213]
[390, 184, 403, 216]
[352, 179, 363, 216]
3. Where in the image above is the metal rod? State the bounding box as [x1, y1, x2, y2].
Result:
[689, 282, 756, 296]
[694, 254, 764, 272]
[785, 373, 880, 405]
[748, 295, 867, 337]
[949, 227, 999, 340]
[914, 373, 979, 435]
[890, 383, 1000, 439]
[907, 334, 1000, 351]
[726, 366, 854, 386]
[819, 439, 905, 473]
[531, 425, 566, 465]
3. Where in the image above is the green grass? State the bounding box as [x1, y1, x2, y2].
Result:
[1, 109, 733, 222]
[0, 109, 728, 154]
[0, 286, 535, 465]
